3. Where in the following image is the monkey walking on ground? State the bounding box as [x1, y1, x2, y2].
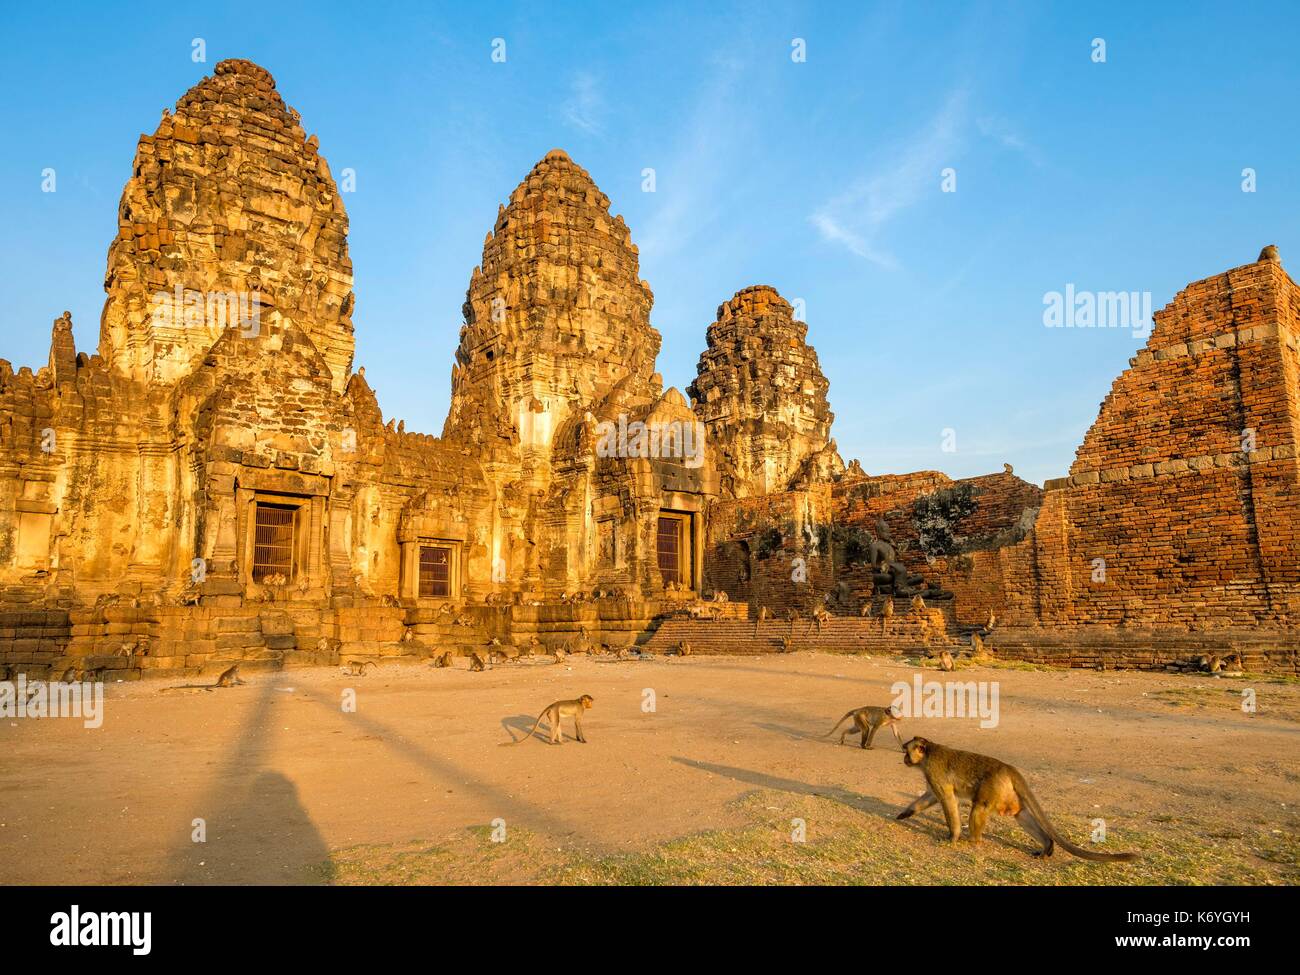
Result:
[343, 660, 377, 676]
[511, 695, 594, 744]
[896, 737, 1138, 862]
[826, 704, 904, 749]
[161, 663, 247, 693]
[214, 664, 246, 687]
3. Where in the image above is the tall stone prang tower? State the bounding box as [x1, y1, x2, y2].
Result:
[99, 58, 356, 393]
[689, 285, 843, 498]
[443, 149, 662, 485]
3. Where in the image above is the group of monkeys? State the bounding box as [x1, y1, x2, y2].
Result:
[504, 693, 1138, 864]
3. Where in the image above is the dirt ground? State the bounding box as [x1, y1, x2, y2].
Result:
[1, 652, 1297, 885]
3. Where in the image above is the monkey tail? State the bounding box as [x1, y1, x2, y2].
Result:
[512, 711, 547, 745]
[1012, 772, 1138, 862]
[825, 711, 855, 738]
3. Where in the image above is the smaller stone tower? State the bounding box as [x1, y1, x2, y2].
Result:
[688, 285, 842, 499]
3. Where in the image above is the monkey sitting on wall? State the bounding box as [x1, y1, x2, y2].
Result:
[897, 737, 1138, 862]
[511, 695, 594, 745]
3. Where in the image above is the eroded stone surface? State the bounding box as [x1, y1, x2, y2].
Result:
[100, 58, 355, 392]
[688, 285, 842, 498]
[0, 60, 1296, 679]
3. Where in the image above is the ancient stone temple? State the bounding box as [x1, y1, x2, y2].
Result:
[0, 60, 1296, 678]
[689, 285, 843, 498]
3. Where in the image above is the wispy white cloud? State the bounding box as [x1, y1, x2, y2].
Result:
[636, 54, 752, 264]
[561, 71, 604, 135]
[976, 115, 1043, 166]
[810, 87, 969, 270]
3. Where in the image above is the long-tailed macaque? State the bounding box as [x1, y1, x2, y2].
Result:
[825, 705, 904, 749]
[512, 695, 594, 745]
[897, 737, 1138, 862]
[161, 663, 246, 693]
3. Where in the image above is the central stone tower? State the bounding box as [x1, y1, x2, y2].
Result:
[443, 149, 662, 485]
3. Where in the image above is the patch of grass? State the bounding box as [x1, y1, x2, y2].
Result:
[982, 659, 1055, 673]
[315, 792, 1299, 886]
[1149, 682, 1297, 721]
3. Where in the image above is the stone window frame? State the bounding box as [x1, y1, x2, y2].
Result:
[242, 491, 316, 590]
[657, 510, 695, 589]
[12, 486, 56, 571]
[251, 502, 297, 582]
[417, 543, 454, 598]
[401, 536, 463, 604]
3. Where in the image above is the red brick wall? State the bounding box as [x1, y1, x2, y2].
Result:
[1021, 258, 1300, 628]
[700, 258, 1300, 644]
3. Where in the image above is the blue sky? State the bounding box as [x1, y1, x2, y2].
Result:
[1, 1, 1296, 485]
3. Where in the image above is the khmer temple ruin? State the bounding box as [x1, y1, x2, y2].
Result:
[1, 59, 1297, 678]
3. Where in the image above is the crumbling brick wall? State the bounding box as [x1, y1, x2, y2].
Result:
[1013, 256, 1300, 629]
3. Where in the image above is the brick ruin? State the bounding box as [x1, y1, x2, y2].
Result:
[0, 60, 1295, 678]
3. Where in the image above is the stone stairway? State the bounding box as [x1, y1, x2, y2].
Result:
[403, 607, 494, 659]
[0, 608, 73, 677]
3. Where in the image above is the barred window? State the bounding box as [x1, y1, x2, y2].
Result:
[657, 515, 687, 587]
[252, 503, 295, 582]
[419, 545, 451, 598]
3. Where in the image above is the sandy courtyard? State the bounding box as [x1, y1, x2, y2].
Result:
[1, 652, 1297, 885]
